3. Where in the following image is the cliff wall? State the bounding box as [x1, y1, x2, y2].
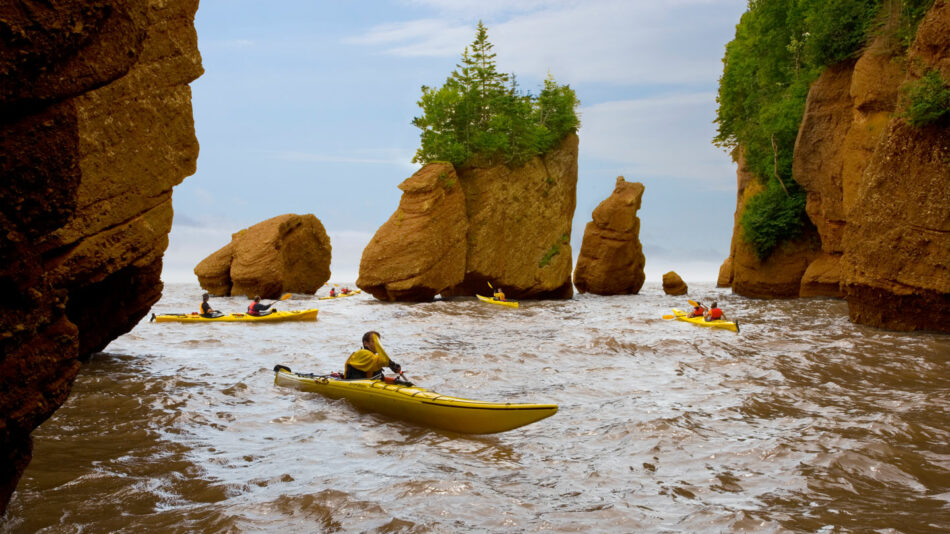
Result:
[0, 0, 201, 513]
[722, 1, 949, 330]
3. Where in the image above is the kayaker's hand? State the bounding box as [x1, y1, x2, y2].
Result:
[389, 361, 401, 373]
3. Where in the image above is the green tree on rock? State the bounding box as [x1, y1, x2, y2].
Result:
[412, 21, 580, 168]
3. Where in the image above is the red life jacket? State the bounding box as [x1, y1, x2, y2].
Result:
[247, 302, 258, 315]
[708, 307, 723, 320]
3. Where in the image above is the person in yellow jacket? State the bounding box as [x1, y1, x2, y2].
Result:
[344, 331, 402, 379]
[493, 287, 506, 301]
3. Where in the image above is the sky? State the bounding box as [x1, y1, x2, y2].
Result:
[164, 0, 749, 285]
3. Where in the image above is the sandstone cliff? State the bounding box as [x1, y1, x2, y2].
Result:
[662, 271, 688, 296]
[195, 214, 332, 299]
[359, 133, 578, 301]
[720, 150, 820, 299]
[573, 177, 646, 295]
[0, 0, 201, 514]
[357, 163, 467, 301]
[722, 1, 950, 330]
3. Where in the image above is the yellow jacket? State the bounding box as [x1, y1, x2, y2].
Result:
[344, 335, 391, 377]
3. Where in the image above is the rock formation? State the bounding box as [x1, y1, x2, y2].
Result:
[359, 133, 579, 301]
[721, 0, 949, 330]
[357, 163, 467, 301]
[721, 150, 820, 298]
[195, 214, 332, 299]
[662, 271, 688, 296]
[573, 177, 646, 295]
[0, 0, 201, 514]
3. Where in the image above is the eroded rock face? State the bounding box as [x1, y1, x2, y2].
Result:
[357, 163, 467, 301]
[0, 0, 202, 514]
[662, 271, 688, 296]
[573, 177, 646, 295]
[722, 149, 821, 298]
[196, 214, 332, 299]
[446, 133, 579, 299]
[360, 134, 579, 301]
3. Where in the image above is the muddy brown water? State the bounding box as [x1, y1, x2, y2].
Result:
[2, 282, 949, 533]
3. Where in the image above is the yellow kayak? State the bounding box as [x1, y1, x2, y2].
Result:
[318, 289, 362, 300]
[476, 294, 519, 309]
[671, 308, 739, 333]
[273, 365, 556, 434]
[152, 309, 319, 323]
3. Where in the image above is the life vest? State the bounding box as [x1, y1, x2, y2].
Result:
[247, 302, 258, 315]
[494, 291, 505, 301]
[708, 307, 723, 320]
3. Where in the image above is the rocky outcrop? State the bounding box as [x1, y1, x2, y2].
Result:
[721, 149, 821, 298]
[722, 1, 949, 330]
[196, 214, 332, 299]
[717, 257, 734, 287]
[809, 1, 949, 330]
[573, 177, 646, 295]
[357, 164, 467, 301]
[359, 133, 579, 301]
[0, 0, 201, 515]
[662, 271, 688, 296]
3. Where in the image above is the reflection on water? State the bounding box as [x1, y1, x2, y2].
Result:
[2, 283, 949, 532]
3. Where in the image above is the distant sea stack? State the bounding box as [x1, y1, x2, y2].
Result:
[719, 1, 949, 331]
[359, 133, 579, 301]
[662, 271, 688, 296]
[0, 0, 202, 515]
[573, 177, 646, 295]
[195, 214, 332, 299]
[357, 164, 467, 301]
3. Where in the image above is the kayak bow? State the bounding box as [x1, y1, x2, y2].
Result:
[273, 365, 556, 434]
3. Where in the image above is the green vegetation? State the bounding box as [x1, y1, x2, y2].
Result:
[412, 22, 580, 168]
[902, 69, 950, 127]
[715, 0, 934, 259]
[538, 233, 570, 268]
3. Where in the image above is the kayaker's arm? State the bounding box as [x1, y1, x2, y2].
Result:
[372, 334, 401, 373]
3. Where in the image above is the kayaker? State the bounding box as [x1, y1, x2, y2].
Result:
[704, 302, 725, 322]
[344, 331, 402, 380]
[687, 302, 706, 318]
[329, 288, 336, 297]
[199, 293, 223, 318]
[493, 287, 506, 301]
[247, 296, 275, 316]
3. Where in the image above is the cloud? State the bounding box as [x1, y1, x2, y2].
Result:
[349, 0, 745, 85]
[578, 93, 735, 185]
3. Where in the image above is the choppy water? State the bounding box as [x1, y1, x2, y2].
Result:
[3, 282, 949, 533]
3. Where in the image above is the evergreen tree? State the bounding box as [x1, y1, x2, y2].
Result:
[412, 22, 579, 168]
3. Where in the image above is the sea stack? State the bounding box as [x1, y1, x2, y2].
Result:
[195, 214, 332, 298]
[573, 177, 646, 295]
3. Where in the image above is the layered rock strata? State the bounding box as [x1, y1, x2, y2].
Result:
[196, 214, 332, 299]
[0, 0, 202, 514]
[360, 133, 579, 301]
[357, 164, 467, 301]
[573, 177, 646, 295]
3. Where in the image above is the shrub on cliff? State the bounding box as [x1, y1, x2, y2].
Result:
[902, 69, 950, 127]
[714, 0, 934, 259]
[412, 22, 580, 168]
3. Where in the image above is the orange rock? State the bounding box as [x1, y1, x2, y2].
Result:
[573, 177, 646, 295]
[446, 133, 579, 299]
[357, 163, 468, 301]
[0, 0, 202, 514]
[717, 257, 733, 288]
[800, 253, 844, 298]
[662, 271, 688, 296]
[196, 214, 332, 299]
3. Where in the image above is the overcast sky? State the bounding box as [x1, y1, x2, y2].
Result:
[164, 0, 748, 285]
